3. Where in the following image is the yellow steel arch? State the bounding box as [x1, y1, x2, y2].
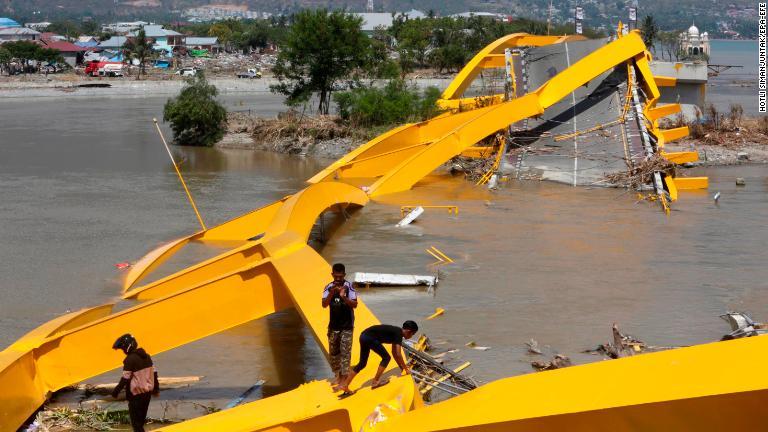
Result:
[366, 32, 649, 197]
[439, 33, 584, 104]
[124, 182, 367, 301]
[123, 198, 290, 291]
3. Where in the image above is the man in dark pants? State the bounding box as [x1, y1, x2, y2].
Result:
[322, 263, 358, 390]
[111, 334, 159, 432]
[338, 321, 418, 395]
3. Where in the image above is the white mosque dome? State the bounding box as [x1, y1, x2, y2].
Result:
[688, 24, 700, 37]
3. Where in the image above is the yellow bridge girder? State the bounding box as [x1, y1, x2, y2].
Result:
[1, 31, 718, 432]
[439, 33, 585, 103]
[368, 336, 768, 431]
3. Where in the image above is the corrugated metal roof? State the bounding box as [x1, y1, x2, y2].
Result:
[185, 37, 218, 46]
[0, 27, 40, 35]
[42, 39, 87, 52]
[132, 25, 182, 38]
[99, 36, 128, 48]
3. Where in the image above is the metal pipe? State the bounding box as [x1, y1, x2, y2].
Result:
[153, 118, 207, 231]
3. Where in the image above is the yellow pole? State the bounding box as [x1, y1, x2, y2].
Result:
[153, 118, 207, 231]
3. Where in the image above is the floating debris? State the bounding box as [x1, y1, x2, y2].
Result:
[426, 308, 445, 320]
[353, 272, 437, 288]
[525, 338, 543, 355]
[396, 206, 424, 227]
[720, 312, 767, 340]
[531, 354, 571, 371]
[465, 341, 491, 351]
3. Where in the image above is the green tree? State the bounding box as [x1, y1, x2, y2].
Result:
[0, 47, 11, 75]
[641, 15, 659, 53]
[163, 72, 227, 147]
[334, 79, 442, 127]
[3, 41, 41, 74]
[271, 9, 370, 114]
[125, 29, 153, 80]
[208, 23, 234, 50]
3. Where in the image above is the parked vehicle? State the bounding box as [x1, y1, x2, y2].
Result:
[237, 68, 262, 79]
[84, 61, 123, 77]
[175, 67, 198, 77]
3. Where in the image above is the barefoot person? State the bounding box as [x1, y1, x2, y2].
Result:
[338, 321, 418, 394]
[111, 334, 159, 432]
[322, 263, 357, 389]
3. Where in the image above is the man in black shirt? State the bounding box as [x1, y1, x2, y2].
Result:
[322, 263, 358, 389]
[338, 320, 418, 394]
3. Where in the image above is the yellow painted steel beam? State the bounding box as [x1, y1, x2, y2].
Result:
[367, 32, 650, 197]
[122, 198, 288, 291]
[437, 94, 506, 111]
[124, 183, 366, 300]
[0, 305, 114, 428]
[664, 175, 679, 201]
[0, 258, 294, 430]
[657, 126, 690, 147]
[123, 241, 267, 300]
[674, 177, 709, 190]
[370, 336, 768, 431]
[157, 376, 418, 432]
[646, 103, 681, 121]
[662, 151, 699, 164]
[459, 146, 495, 158]
[441, 33, 584, 101]
[654, 75, 677, 87]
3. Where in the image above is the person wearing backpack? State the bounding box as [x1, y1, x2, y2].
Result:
[111, 334, 159, 432]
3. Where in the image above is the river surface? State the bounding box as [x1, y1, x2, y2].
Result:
[1, 95, 767, 421]
[707, 40, 760, 116]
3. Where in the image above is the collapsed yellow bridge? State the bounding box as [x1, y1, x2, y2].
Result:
[2, 31, 761, 432]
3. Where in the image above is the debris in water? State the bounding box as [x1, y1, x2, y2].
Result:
[720, 312, 767, 340]
[713, 192, 721, 203]
[531, 354, 571, 371]
[525, 338, 543, 355]
[736, 177, 746, 186]
[427, 308, 445, 320]
[353, 272, 437, 287]
[114, 262, 131, 270]
[396, 206, 424, 227]
[583, 324, 679, 359]
[465, 341, 491, 351]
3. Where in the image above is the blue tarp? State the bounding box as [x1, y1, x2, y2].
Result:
[0, 17, 21, 28]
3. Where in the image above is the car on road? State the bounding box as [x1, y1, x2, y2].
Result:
[237, 68, 262, 79]
[175, 67, 199, 77]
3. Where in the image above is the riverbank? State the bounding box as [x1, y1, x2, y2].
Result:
[0, 75, 453, 99]
[218, 111, 768, 166]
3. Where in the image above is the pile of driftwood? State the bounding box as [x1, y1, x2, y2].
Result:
[604, 155, 676, 189]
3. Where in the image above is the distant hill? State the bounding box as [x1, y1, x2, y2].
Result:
[1, 0, 758, 38]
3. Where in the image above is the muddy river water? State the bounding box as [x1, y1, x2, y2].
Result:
[1, 94, 766, 420]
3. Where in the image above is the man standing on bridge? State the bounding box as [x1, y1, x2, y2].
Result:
[322, 263, 358, 390]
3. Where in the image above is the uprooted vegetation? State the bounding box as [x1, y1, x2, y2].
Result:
[663, 104, 768, 147]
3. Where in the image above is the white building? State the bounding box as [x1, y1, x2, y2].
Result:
[679, 23, 710, 57]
